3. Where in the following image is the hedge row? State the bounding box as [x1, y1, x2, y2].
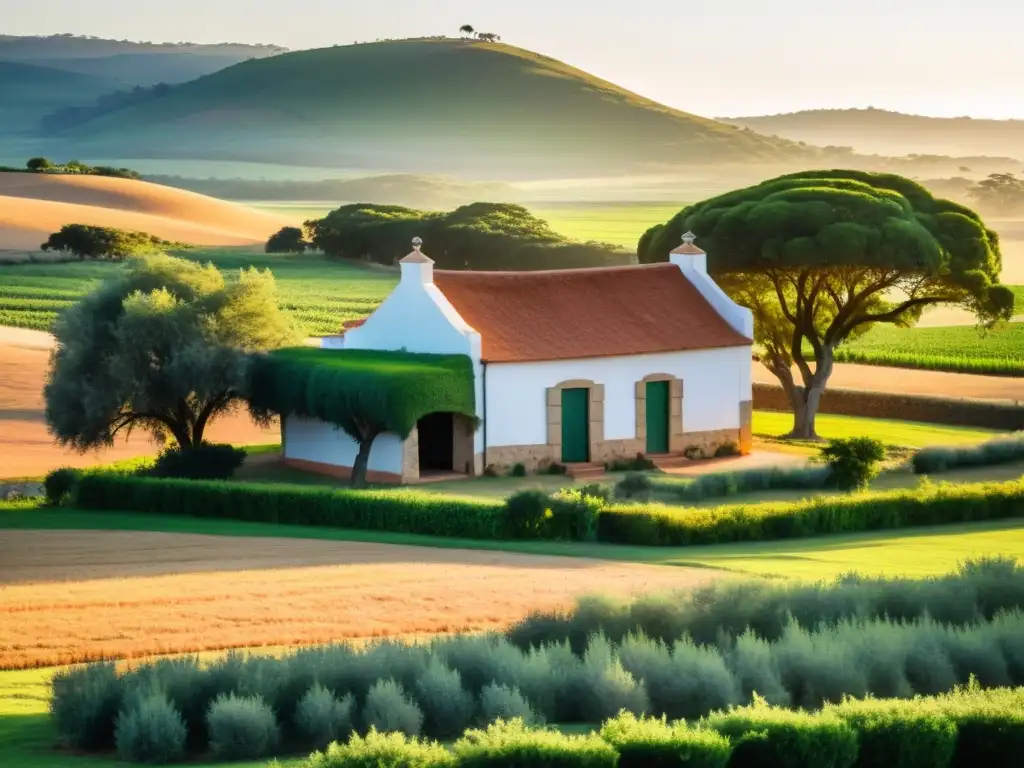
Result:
[913, 433, 1024, 474]
[752, 383, 1024, 431]
[507, 557, 1024, 650]
[73, 473, 505, 539]
[52, 609, 1024, 761]
[597, 479, 1024, 546]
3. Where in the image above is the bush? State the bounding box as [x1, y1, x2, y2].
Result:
[73, 473, 505, 539]
[934, 681, 1024, 768]
[364, 680, 424, 737]
[704, 698, 859, 768]
[820, 437, 886, 491]
[831, 698, 957, 768]
[115, 694, 188, 764]
[684, 446, 705, 460]
[511, 463, 527, 477]
[294, 684, 356, 752]
[50, 662, 123, 750]
[453, 718, 618, 767]
[479, 683, 542, 726]
[575, 635, 649, 722]
[600, 712, 732, 768]
[714, 442, 742, 458]
[596, 479, 1024, 546]
[305, 729, 456, 768]
[147, 443, 247, 480]
[577, 482, 612, 503]
[547, 488, 603, 541]
[615, 472, 654, 500]
[206, 693, 280, 760]
[415, 661, 475, 739]
[913, 433, 1024, 475]
[607, 454, 657, 472]
[503, 490, 550, 539]
[44, 467, 78, 505]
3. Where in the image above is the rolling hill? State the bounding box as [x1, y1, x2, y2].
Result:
[50, 38, 813, 177]
[0, 174, 291, 250]
[0, 61, 116, 136]
[721, 109, 1024, 163]
[0, 34, 286, 86]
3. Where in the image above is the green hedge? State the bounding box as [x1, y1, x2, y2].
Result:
[73, 474, 504, 539]
[912, 434, 1024, 475]
[597, 479, 1024, 546]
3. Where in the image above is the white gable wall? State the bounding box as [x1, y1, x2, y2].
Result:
[485, 346, 751, 448]
[284, 417, 404, 475]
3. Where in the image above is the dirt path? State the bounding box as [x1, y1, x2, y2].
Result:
[0, 329, 276, 479]
[0, 530, 721, 668]
[754, 362, 1024, 403]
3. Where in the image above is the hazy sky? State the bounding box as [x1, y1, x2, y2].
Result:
[6, 0, 1024, 119]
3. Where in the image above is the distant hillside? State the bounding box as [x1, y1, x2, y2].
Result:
[0, 61, 116, 136]
[50, 39, 813, 177]
[0, 34, 286, 86]
[721, 109, 1024, 164]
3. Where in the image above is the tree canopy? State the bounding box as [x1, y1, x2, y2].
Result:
[265, 226, 308, 253]
[41, 224, 184, 260]
[45, 254, 297, 452]
[306, 202, 626, 270]
[638, 170, 1015, 438]
[969, 173, 1024, 217]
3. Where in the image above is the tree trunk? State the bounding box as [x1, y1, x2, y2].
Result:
[350, 433, 378, 488]
[785, 345, 835, 440]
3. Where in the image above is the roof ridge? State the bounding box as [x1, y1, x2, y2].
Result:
[433, 262, 675, 278]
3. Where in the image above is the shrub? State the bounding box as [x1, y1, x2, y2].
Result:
[415, 661, 476, 739]
[44, 467, 78, 505]
[653, 465, 833, 503]
[684, 446, 705, 460]
[50, 662, 123, 750]
[704, 697, 859, 768]
[453, 718, 618, 767]
[503, 490, 550, 539]
[547, 488, 603, 541]
[511, 463, 527, 477]
[935, 682, 1024, 768]
[819, 437, 886, 491]
[615, 472, 654, 500]
[206, 693, 280, 760]
[294, 684, 356, 752]
[364, 680, 424, 737]
[600, 712, 732, 768]
[115, 693, 188, 764]
[577, 482, 612, 503]
[714, 442, 742, 458]
[305, 729, 456, 768]
[479, 684, 542, 726]
[575, 635, 649, 722]
[545, 462, 568, 475]
[596, 479, 1024, 546]
[607, 454, 657, 472]
[148, 443, 247, 480]
[831, 698, 957, 768]
[913, 433, 1024, 475]
[73, 473, 505, 539]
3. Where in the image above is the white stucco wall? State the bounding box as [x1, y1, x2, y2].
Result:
[484, 346, 752, 448]
[283, 416, 404, 474]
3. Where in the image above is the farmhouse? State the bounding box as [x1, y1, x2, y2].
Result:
[279, 234, 754, 483]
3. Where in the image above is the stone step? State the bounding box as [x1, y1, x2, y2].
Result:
[564, 462, 607, 480]
[646, 453, 693, 470]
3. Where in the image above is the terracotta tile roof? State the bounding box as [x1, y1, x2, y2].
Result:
[433, 263, 751, 363]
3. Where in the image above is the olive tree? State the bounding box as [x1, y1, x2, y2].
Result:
[639, 170, 1014, 438]
[45, 254, 297, 452]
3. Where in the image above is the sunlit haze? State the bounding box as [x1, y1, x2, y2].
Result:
[5, 0, 1023, 120]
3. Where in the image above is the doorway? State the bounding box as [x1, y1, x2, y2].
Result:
[417, 412, 454, 472]
[645, 380, 670, 454]
[560, 388, 590, 463]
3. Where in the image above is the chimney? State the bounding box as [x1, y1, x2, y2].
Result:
[669, 231, 707, 275]
[399, 237, 434, 284]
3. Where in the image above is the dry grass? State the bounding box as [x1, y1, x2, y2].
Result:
[0, 173, 291, 250]
[0, 529, 719, 670]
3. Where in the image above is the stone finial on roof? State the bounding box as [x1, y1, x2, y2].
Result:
[401, 236, 434, 264]
[671, 231, 706, 255]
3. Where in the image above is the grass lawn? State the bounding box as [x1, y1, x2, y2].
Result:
[753, 410, 999, 448]
[0, 248, 395, 335]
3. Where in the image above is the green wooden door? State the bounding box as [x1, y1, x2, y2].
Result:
[645, 380, 670, 454]
[561, 388, 590, 463]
